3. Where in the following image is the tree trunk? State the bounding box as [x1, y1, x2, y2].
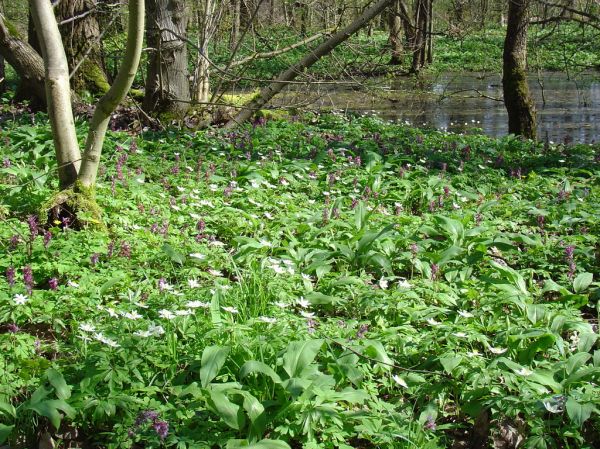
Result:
[411, 0, 430, 72]
[55, 0, 108, 94]
[144, 0, 190, 118]
[79, 0, 145, 187]
[225, 0, 395, 128]
[29, 0, 81, 188]
[0, 13, 46, 107]
[0, 54, 4, 95]
[230, 0, 241, 49]
[388, 0, 402, 64]
[192, 0, 220, 104]
[502, 0, 536, 139]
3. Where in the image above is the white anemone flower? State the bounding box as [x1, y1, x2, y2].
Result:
[188, 279, 201, 288]
[258, 316, 277, 324]
[458, 310, 474, 318]
[79, 323, 96, 332]
[186, 300, 210, 308]
[297, 297, 310, 308]
[221, 306, 239, 314]
[159, 309, 176, 319]
[392, 375, 408, 388]
[13, 294, 29, 305]
[489, 346, 508, 355]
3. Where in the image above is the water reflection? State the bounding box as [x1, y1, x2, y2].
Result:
[270, 71, 600, 144]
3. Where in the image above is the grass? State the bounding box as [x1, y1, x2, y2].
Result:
[0, 112, 599, 448]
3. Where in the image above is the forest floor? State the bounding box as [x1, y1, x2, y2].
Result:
[0, 113, 599, 448]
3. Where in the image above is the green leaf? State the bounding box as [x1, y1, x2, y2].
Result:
[200, 346, 230, 387]
[283, 339, 323, 378]
[26, 399, 75, 430]
[573, 273, 593, 293]
[161, 243, 186, 265]
[0, 424, 14, 444]
[208, 390, 244, 430]
[363, 340, 393, 370]
[46, 368, 71, 400]
[0, 401, 16, 419]
[240, 360, 282, 384]
[566, 398, 595, 426]
[99, 275, 124, 296]
[439, 354, 462, 374]
[566, 352, 591, 375]
[305, 292, 341, 305]
[227, 439, 292, 449]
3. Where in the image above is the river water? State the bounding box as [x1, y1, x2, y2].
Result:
[269, 71, 600, 144]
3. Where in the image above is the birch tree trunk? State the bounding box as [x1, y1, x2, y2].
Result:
[225, 0, 395, 128]
[29, 0, 81, 188]
[144, 0, 190, 118]
[502, 0, 536, 139]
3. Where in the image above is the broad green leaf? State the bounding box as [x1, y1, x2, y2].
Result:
[0, 424, 14, 444]
[566, 352, 591, 375]
[439, 354, 462, 374]
[578, 332, 598, 353]
[363, 340, 393, 370]
[227, 439, 291, 449]
[200, 346, 230, 387]
[240, 361, 282, 384]
[305, 291, 341, 305]
[283, 339, 323, 378]
[161, 243, 186, 265]
[573, 273, 593, 293]
[566, 398, 595, 426]
[99, 275, 124, 296]
[208, 390, 244, 430]
[46, 368, 71, 400]
[0, 401, 16, 419]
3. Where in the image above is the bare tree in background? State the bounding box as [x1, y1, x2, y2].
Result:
[193, 0, 222, 104]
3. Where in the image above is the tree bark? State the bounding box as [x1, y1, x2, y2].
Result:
[230, 0, 241, 49]
[225, 0, 395, 128]
[29, 0, 81, 188]
[388, 0, 403, 64]
[0, 13, 46, 107]
[502, 0, 536, 139]
[192, 0, 220, 104]
[78, 0, 145, 187]
[144, 0, 190, 118]
[56, 0, 109, 94]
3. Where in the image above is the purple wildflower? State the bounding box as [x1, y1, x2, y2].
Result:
[537, 215, 545, 230]
[565, 245, 576, 279]
[7, 323, 19, 333]
[424, 416, 436, 431]
[410, 243, 419, 257]
[27, 215, 39, 241]
[2, 158, 10, 167]
[48, 278, 58, 290]
[23, 266, 34, 294]
[431, 263, 440, 281]
[356, 324, 369, 339]
[43, 230, 52, 249]
[6, 266, 15, 287]
[90, 253, 100, 266]
[120, 242, 131, 259]
[196, 219, 206, 231]
[153, 420, 169, 440]
[9, 235, 20, 250]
